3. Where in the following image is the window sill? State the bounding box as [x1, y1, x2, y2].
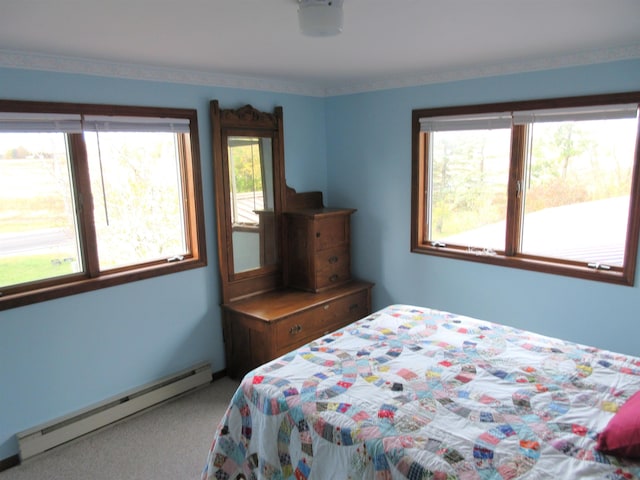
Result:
[0, 257, 207, 311]
[411, 245, 633, 286]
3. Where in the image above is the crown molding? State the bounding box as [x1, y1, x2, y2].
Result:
[1, 45, 639, 99]
[323, 44, 640, 96]
[0, 49, 328, 97]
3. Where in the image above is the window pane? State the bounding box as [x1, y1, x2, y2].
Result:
[84, 131, 187, 270]
[521, 118, 637, 266]
[0, 133, 82, 288]
[429, 129, 511, 252]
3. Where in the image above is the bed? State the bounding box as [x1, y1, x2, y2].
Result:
[202, 304, 640, 479]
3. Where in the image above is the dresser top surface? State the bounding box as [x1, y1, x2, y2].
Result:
[222, 280, 373, 321]
[283, 207, 356, 218]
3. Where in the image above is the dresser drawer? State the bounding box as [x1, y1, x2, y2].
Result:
[314, 246, 350, 290]
[275, 289, 369, 352]
[314, 215, 350, 250]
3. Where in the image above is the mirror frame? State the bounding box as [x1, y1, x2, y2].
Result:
[211, 101, 287, 304]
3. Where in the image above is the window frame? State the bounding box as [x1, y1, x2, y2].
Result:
[0, 100, 207, 310]
[411, 92, 640, 286]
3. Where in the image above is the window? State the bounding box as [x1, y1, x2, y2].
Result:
[0, 101, 207, 309]
[411, 93, 640, 285]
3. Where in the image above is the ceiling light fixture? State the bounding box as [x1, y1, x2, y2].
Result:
[298, 0, 344, 37]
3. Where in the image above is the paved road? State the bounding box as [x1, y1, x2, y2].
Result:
[0, 228, 72, 256]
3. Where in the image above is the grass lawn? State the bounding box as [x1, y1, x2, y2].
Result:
[0, 253, 77, 288]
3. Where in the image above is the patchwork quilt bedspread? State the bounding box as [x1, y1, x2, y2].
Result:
[202, 304, 640, 479]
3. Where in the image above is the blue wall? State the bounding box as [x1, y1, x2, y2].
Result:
[326, 59, 640, 359]
[1, 58, 639, 461]
[0, 67, 327, 460]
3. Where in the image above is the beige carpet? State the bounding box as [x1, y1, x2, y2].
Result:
[0, 376, 239, 480]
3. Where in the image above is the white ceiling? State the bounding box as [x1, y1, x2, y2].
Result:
[1, 0, 640, 96]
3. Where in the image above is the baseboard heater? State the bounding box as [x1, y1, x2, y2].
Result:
[17, 362, 212, 461]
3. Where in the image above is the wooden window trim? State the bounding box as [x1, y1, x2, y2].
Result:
[411, 92, 640, 286]
[0, 100, 207, 310]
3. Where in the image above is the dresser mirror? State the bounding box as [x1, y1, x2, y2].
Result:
[227, 135, 276, 273]
[210, 101, 287, 303]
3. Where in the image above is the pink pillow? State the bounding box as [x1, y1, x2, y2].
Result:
[597, 390, 640, 458]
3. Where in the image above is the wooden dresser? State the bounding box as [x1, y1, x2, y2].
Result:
[222, 280, 373, 379]
[211, 103, 374, 379]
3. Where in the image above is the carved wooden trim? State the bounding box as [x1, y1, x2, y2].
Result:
[220, 104, 278, 129]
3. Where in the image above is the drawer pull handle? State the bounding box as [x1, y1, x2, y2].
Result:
[329, 274, 339, 283]
[328, 255, 339, 264]
[349, 303, 359, 312]
[289, 324, 302, 335]
[316, 232, 321, 238]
